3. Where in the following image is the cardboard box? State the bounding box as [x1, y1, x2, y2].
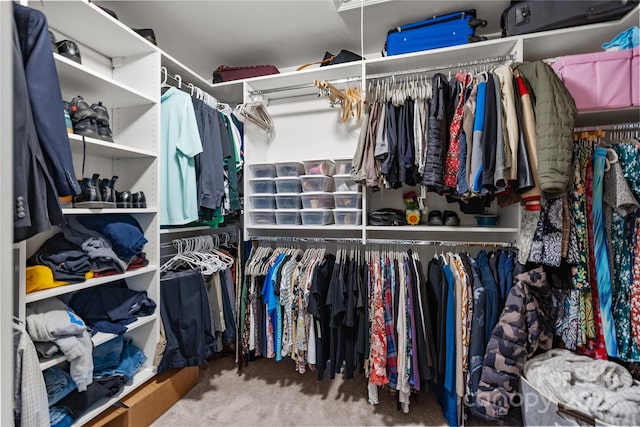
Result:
[88, 366, 199, 427]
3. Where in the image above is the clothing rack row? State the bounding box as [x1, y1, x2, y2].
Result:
[365, 54, 516, 81]
[574, 121, 640, 132]
[161, 66, 231, 111]
[250, 236, 516, 248]
[247, 54, 516, 98]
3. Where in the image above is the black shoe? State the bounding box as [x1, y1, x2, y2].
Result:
[99, 176, 118, 203]
[131, 191, 146, 208]
[133, 28, 157, 46]
[56, 39, 81, 64]
[91, 102, 113, 142]
[49, 30, 57, 52]
[443, 210, 460, 227]
[116, 190, 132, 209]
[69, 96, 99, 138]
[97, 5, 118, 20]
[427, 210, 443, 226]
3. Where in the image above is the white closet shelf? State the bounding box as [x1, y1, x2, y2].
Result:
[575, 106, 640, 127]
[245, 61, 363, 94]
[62, 208, 157, 215]
[29, 0, 157, 59]
[54, 53, 156, 108]
[25, 265, 157, 304]
[71, 367, 157, 427]
[160, 225, 217, 235]
[520, 5, 639, 61]
[366, 225, 520, 233]
[248, 225, 364, 231]
[68, 133, 157, 159]
[38, 314, 157, 371]
[365, 37, 520, 76]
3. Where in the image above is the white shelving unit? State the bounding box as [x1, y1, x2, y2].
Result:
[14, 1, 162, 425]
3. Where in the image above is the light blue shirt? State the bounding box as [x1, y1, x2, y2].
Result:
[160, 88, 203, 225]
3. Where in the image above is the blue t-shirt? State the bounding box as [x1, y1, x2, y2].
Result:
[160, 87, 203, 225]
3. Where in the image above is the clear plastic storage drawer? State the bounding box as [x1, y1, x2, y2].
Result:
[334, 174, 361, 192]
[248, 163, 276, 178]
[333, 158, 353, 175]
[275, 209, 302, 225]
[303, 159, 335, 176]
[275, 161, 305, 177]
[333, 209, 362, 225]
[301, 209, 334, 225]
[275, 193, 302, 209]
[300, 175, 334, 193]
[250, 194, 275, 209]
[333, 192, 362, 209]
[274, 177, 302, 193]
[301, 192, 335, 209]
[250, 209, 276, 225]
[250, 178, 276, 194]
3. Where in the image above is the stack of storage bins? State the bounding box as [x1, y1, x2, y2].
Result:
[248, 163, 277, 225]
[274, 161, 304, 225]
[300, 159, 335, 225]
[332, 158, 362, 226]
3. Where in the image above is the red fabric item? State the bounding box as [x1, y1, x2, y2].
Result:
[444, 73, 471, 189]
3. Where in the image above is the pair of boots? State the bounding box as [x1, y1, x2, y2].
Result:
[65, 96, 113, 142]
[74, 174, 146, 208]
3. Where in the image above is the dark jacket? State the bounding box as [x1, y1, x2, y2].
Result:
[513, 61, 577, 195]
[12, 13, 66, 243]
[14, 4, 80, 197]
[421, 73, 449, 192]
[474, 266, 553, 420]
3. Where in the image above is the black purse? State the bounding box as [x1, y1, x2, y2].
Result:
[297, 49, 363, 71]
[368, 208, 407, 226]
[320, 49, 363, 67]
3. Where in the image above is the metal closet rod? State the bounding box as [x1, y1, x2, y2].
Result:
[248, 54, 516, 97]
[365, 54, 516, 80]
[250, 237, 515, 247]
[574, 121, 640, 132]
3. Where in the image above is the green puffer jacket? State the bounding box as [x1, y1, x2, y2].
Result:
[513, 61, 577, 195]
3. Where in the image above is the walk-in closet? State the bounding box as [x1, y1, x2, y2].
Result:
[3, 1, 640, 426]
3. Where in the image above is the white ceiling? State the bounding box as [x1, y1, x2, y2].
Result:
[98, 0, 511, 80]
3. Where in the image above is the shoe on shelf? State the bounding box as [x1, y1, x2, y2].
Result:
[116, 190, 132, 209]
[427, 210, 443, 226]
[99, 176, 118, 203]
[91, 102, 113, 142]
[443, 210, 460, 227]
[56, 39, 81, 64]
[49, 30, 57, 52]
[69, 96, 99, 138]
[63, 101, 73, 134]
[74, 173, 116, 208]
[133, 28, 157, 46]
[132, 191, 147, 209]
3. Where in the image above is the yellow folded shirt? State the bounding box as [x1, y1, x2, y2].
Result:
[26, 265, 93, 294]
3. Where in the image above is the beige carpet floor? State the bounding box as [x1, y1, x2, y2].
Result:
[151, 354, 450, 426]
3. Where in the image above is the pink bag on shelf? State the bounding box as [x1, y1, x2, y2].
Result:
[551, 47, 638, 110]
[632, 48, 639, 106]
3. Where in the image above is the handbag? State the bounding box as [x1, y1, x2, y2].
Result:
[367, 208, 407, 226]
[212, 64, 279, 84]
[296, 49, 363, 71]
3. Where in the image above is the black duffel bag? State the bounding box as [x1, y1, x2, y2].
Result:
[368, 208, 407, 226]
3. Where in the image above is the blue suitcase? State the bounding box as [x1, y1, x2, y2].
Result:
[384, 10, 487, 56]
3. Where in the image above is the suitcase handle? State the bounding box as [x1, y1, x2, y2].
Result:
[389, 9, 476, 34]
